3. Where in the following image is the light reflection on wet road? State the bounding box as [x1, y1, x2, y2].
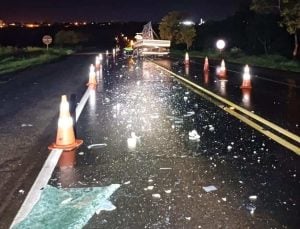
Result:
[50, 56, 299, 228]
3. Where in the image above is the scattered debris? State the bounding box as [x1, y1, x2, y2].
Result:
[152, 194, 161, 199]
[78, 152, 84, 156]
[124, 181, 131, 185]
[202, 185, 217, 192]
[249, 195, 257, 201]
[87, 143, 107, 149]
[21, 124, 33, 127]
[146, 186, 154, 190]
[19, 189, 25, 195]
[189, 130, 200, 141]
[164, 190, 172, 194]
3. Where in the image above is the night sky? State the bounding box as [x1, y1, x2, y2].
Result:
[0, 0, 241, 23]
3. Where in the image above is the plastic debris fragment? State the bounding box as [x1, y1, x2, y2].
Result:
[87, 143, 107, 149]
[202, 185, 217, 192]
[152, 194, 161, 198]
[189, 130, 200, 141]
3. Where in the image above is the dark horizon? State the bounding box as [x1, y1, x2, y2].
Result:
[0, 0, 243, 23]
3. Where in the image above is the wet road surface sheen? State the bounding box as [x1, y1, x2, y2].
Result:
[50, 57, 299, 228]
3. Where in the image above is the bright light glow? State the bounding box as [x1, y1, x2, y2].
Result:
[99, 53, 103, 61]
[106, 50, 109, 55]
[216, 39, 226, 50]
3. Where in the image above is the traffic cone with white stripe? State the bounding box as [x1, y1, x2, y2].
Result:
[184, 52, 189, 65]
[87, 64, 97, 89]
[203, 56, 209, 72]
[49, 95, 83, 151]
[217, 59, 227, 78]
[240, 65, 252, 89]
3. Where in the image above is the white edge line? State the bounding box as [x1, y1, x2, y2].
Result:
[10, 87, 91, 228]
[76, 88, 91, 122]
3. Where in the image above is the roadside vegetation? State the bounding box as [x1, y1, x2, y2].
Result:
[171, 49, 300, 73]
[0, 46, 73, 75]
[159, 0, 300, 73]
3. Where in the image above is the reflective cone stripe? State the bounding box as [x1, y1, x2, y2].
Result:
[184, 52, 189, 65]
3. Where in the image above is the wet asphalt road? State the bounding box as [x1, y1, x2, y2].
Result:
[0, 53, 94, 227]
[47, 57, 300, 228]
[163, 56, 300, 136]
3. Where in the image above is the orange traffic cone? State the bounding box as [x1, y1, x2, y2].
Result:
[240, 65, 252, 89]
[203, 56, 209, 72]
[184, 52, 189, 65]
[48, 95, 83, 151]
[217, 59, 227, 78]
[87, 64, 97, 89]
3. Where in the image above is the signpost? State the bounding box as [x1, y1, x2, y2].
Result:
[42, 35, 53, 51]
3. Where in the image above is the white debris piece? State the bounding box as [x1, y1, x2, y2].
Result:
[185, 217, 191, 221]
[164, 189, 172, 194]
[152, 194, 161, 199]
[249, 195, 257, 201]
[148, 179, 153, 183]
[124, 181, 131, 185]
[203, 185, 217, 192]
[222, 197, 227, 202]
[159, 168, 172, 170]
[208, 125, 215, 132]
[87, 143, 107, 149]
[189, 130, 200, 141]
[78, 152, 84, 155]
[227, 145, 233, 151]
[21, 124, 33, 127]
[18, 189, 25, 194]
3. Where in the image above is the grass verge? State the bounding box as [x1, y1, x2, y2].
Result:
[171, 49, 300, 73]
[0, 47, 73, 75]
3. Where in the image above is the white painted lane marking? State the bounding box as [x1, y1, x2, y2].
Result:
[11, 149, 63, 227]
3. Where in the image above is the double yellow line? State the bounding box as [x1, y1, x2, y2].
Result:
[153, 62, 300, 155]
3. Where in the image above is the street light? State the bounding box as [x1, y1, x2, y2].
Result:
[216, 39, 226, 57]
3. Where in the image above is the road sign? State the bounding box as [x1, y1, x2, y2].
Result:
[42, 35, 52, 50]
[42, 35, 52, 45]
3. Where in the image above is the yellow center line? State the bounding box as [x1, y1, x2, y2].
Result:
[152, 61, 300, 155]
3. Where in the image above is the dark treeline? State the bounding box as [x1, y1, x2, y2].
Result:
[0, 5, 296, 58]
[0, 22, 145, 50]
[193, 8, 293, 57]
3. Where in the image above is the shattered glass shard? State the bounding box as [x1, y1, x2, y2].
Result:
[14, 184, 120, 229]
